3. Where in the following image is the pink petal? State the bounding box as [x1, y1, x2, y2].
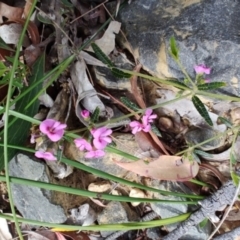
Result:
[47, 131, 64, 142]
[81, 110, 90, 118]
[92, 127, 108, 139]
[74, 138, 92, 151]
[145, 109, 153, 116]
[85, 150, 105, 158]
[194, 64, 211, 75]
[142, 124, 151, 132]
[129, 121, 141, 127]
[93, 138, 106, 150]
[39, 119, 55, 135]
[102, 136, 112, 144]
[35, 151, 57, 161]
[101, 128, 112, 137]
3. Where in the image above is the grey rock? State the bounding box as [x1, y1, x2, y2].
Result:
[97, 201, 128, 237]
[118, 0, 240, 96]
[146, 227, 162, 240]
[9, 153, 67, 223]
[95, 52, 133, 90]
[150, 181, 188, 232]
[149, 181, 211, 240]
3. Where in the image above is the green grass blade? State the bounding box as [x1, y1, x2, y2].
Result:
[111, 67, 132, 78]
[169, 36, 179, 60]
[0, 212, 190, 231]
[192, 95, 213, 126]
[0, 175, 197, 204]
[0, 54, 44, 170]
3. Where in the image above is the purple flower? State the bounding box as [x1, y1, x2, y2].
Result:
[40, 119, 67, 142]
[91, 127, 112, 150]
[194, 64, 211, 75]
[85, 149, 105, 158]
[74, 138, 92, 151]
[35, 150, 57, 161]
[81, 110, 90, 119]
[129, 121, 143, 134]
[142, 109, 157, 126]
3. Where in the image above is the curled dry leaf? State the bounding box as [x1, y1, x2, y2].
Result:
[114, 155, 199, 181]
[0, 2, 23, 23]
[86, 21, 121, 55]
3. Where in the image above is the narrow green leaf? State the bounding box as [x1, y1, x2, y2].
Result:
[91, 43, 114, 67]
[111, 68, 132, 78]
[197, 82, 226, 91]
[0, 54, 44, 170]
[194, 149, 214, 158]
[230, 152, 237, 165]
[169, 79, 190, 89]
[192, 95, 213, 126]
[61, 0, 73, 7]
[217, 116, 232, 128]
[231, 172, 239, 186]
[199, 218, 208, 228]
[0, 37, 14, 51]
[90, 107, 100, 123]
[37, 13, 52, 25]
[151, 124, 162, 137]
[169, 36, 179, 59]
[120, 97, 140, 111]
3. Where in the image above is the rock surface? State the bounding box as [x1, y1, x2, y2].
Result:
[117, 0, 240, 96]
[9, 153, 67, 223]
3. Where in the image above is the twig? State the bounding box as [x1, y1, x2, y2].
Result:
[70, 0, 109, 24]
[162, 181, 237, 240]
[213, 226, 240, 240]
[208, 182, 240, 239]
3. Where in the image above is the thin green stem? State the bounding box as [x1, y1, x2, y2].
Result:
[3, 1, 37, 239]
[0, 212, 190, 231]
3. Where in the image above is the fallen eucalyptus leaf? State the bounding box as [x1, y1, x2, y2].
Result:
[114, 155, 199, 181]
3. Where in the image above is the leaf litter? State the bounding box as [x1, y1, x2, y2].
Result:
[0, 0, 239, 239]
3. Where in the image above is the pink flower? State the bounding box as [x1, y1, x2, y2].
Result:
[40, 119, 67, 142]
[194, 64, 211, 75]
[142, 109, 157, 126]
[129, 121, 143, 134]
[81, 110, 90, 119]
[91, 127, 112, 150]
[205, 78, 210, 83]
[35, 150, 57, 161]
[74, 138, 92, 151]
[85, 150, 105, 158]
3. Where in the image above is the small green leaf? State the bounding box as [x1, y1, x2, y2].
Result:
[120, 97, 140, 111]
[231, 172, 239, 186]
[194, 149, 214, 158]
[192, 95, 213, 126]
[91, 43, 114, 67]
[111, 68, 132, 78]
[37, 13, 52, 25]
[168, 79, 189, 89]
[90, 107, 100, 123]
[230, 152, 237, 165]
[0, 37, 14, 51]
[151, 124, 162, 137]
[169, 36, 179, 60]
[197, 82, 226, 90]
[199, 218, 208, 228]
[61, 0, 73, 7]
[217, 116, 232, 128]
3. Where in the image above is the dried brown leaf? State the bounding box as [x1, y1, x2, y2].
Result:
[0, 3, 23, 23]
[114, 155, 199, 181]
